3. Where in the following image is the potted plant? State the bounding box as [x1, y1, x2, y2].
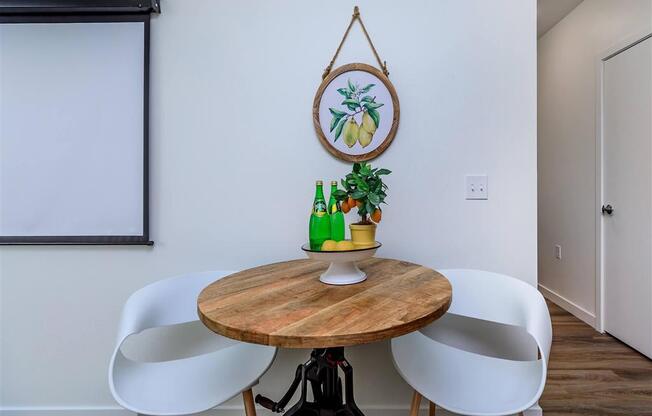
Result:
[334, 162, 391, 248]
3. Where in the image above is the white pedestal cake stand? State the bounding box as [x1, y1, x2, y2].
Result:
[301, 242, 382, 285]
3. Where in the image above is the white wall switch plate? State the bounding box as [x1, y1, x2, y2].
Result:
[555, 244, 562, 260]
[465, 175, 488, 200]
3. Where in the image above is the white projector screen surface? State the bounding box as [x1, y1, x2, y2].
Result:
[0, 21, 145, 237]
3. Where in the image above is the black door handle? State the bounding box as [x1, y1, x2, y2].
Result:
[602, 204, 614, 215]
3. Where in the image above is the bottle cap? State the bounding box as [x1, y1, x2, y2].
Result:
[316, 180, 323, 185]
[331, 181, 338, 185]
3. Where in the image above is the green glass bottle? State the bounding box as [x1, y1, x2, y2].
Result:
[328, 181, 345, 242]
[309, 180, 331, 250]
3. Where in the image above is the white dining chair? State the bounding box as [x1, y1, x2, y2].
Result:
[109, 271, 277, 416]
[391, 269, 552, 416]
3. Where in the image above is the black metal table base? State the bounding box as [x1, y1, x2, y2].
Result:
[256, 347, 364, 416]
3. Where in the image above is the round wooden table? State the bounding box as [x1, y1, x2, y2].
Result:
[198, 257, 452, 416]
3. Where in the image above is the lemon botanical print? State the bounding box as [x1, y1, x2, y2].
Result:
[329, 79, 384, 148]
[313, 63, 400, 162]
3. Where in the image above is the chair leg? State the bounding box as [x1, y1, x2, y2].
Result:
[428, 401, 436, 416]
[409, 390, 422, 416]
[243, 388, 256, 416]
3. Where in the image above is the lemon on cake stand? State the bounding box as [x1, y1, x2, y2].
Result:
[301, 241, 381, 286]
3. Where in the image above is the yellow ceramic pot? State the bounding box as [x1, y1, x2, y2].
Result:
[349, 223, 377, 249]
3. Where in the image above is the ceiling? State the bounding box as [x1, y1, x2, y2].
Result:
[538, 0, 584, 38]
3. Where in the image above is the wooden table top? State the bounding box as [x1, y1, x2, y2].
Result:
[197, 258, 452, 348]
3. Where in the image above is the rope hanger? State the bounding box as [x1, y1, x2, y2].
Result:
[322, 6, 390, 80]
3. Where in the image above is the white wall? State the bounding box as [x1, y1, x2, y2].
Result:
[538, 0, 652, 327]
[0, 0, 537, 413]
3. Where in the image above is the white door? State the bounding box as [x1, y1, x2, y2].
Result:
[603, 35, 652, 359]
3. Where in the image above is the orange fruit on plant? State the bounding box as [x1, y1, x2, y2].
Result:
[348, 197, 355, 208]
[341, 201, 351, 213]
[371, 208, 382, 223]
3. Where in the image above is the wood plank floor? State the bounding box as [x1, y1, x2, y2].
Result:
[540, 301, 652, 415]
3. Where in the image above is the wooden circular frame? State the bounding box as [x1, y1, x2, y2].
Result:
[313, 63, 400, 162]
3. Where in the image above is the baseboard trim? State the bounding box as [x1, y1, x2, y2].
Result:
[0, 406, 424, 416]
[524, 403, 543, 416]
[539, 283, 596, 328]
[0, 407, 127, 416]
[0, 404, 539, 416]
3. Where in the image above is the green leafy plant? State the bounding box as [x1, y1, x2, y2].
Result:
[333, 162, 391, 224]
[329, 79, 384, 148]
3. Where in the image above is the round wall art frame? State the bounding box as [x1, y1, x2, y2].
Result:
[313, 63, 400, 162]
[312, 7, 399, 162]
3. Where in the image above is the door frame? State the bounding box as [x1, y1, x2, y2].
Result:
[595, 31, 652, 333]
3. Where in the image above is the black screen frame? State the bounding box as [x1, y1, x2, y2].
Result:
[0, 7, 155, 246]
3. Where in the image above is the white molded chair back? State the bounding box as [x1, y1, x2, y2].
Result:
[109, 271, 277, 416]
[392, 269, 552, 416]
